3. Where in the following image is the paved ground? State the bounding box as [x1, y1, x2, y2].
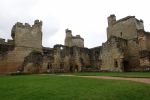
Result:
[79, 76, 150, 84]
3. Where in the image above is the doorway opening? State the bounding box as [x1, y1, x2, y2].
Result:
[122, 60, 129, 72]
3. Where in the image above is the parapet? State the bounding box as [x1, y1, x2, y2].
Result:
[11, 20, 42, 39]
[13, 20, 42, 28]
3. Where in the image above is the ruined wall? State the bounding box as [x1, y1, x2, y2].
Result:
[127, 39, 140, 71]
[0, 39, 14, 55]
[41, 44, 101, 73]
[0, 20, 43, 74]
[105, 15, 146, 71]
[51, 45, 90, 72]
[138, 30, 150, 70]
[107, 15, 144, 40]
[101, 37, 128, 72]
[42, 47, 54, 73]
[89, 46, 102, 70]
[1, 14, 150, 74]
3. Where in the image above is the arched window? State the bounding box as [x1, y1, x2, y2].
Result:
[114, 61, 118, 68]
[120, 32, 122, 37]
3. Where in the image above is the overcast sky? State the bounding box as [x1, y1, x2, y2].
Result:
[0, 0, 150, 48]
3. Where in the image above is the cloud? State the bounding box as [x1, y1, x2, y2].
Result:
[0, 0, 60, 46]
[0, 0, 37, 39]
[0, 0, 150, 48]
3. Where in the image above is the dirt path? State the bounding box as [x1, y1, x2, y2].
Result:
[79, 76, 150, 84]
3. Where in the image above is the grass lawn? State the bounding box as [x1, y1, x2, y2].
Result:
[64, 72, 150, 78]
[0, 75, 150, 100]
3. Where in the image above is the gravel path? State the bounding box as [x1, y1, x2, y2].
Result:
[79, 76, 150, 84]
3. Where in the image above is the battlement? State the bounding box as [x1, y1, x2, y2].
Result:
[10, 20, 43, 51]
[14, 20, 42, 29]
[15, 22, 31, 28]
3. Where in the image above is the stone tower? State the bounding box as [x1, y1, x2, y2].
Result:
[11, 20, 42, 51]
[64, 29, 84, 48]
[107, 14, 144, 40]
[0, 20, 43, 74]
[65, 29, 73, 47]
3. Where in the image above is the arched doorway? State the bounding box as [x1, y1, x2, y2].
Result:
[70, 65, 74, 72]
[47, 63, 52, 72]
[75, 65, 78, 72]
[122, 60, 129, 72]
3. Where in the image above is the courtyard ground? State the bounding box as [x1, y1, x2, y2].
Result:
[0, 73, 150, 100]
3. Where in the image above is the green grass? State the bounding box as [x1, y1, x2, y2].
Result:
[63, 72, 150, 78]
[0, 75, 150, 100]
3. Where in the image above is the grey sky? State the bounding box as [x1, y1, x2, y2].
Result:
[0, 0, 150, 48]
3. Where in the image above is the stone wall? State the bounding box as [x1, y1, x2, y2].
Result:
[101, 36, 127, 71]
[138, 30, 150, 70]
[41, 44, 101, 73]
[52, 45, 90, 72]
[1, 15, 150, 74]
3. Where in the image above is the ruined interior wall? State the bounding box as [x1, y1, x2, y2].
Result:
[146, 33, 150, 50]
[0, 47, 34, 74]
[101, 37, 127, 71]
[127, 39, 140, 70]
[89, 46, 102, 69]
[138, 31, 150, 69]
[51, 45, 91, 72]
[42, 47, 54, 72]
[0, 41, 14, 74]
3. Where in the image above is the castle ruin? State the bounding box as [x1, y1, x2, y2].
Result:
[0, 14, 150, 74]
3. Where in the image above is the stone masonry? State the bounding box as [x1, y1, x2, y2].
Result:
[0, 14, 150, 74]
